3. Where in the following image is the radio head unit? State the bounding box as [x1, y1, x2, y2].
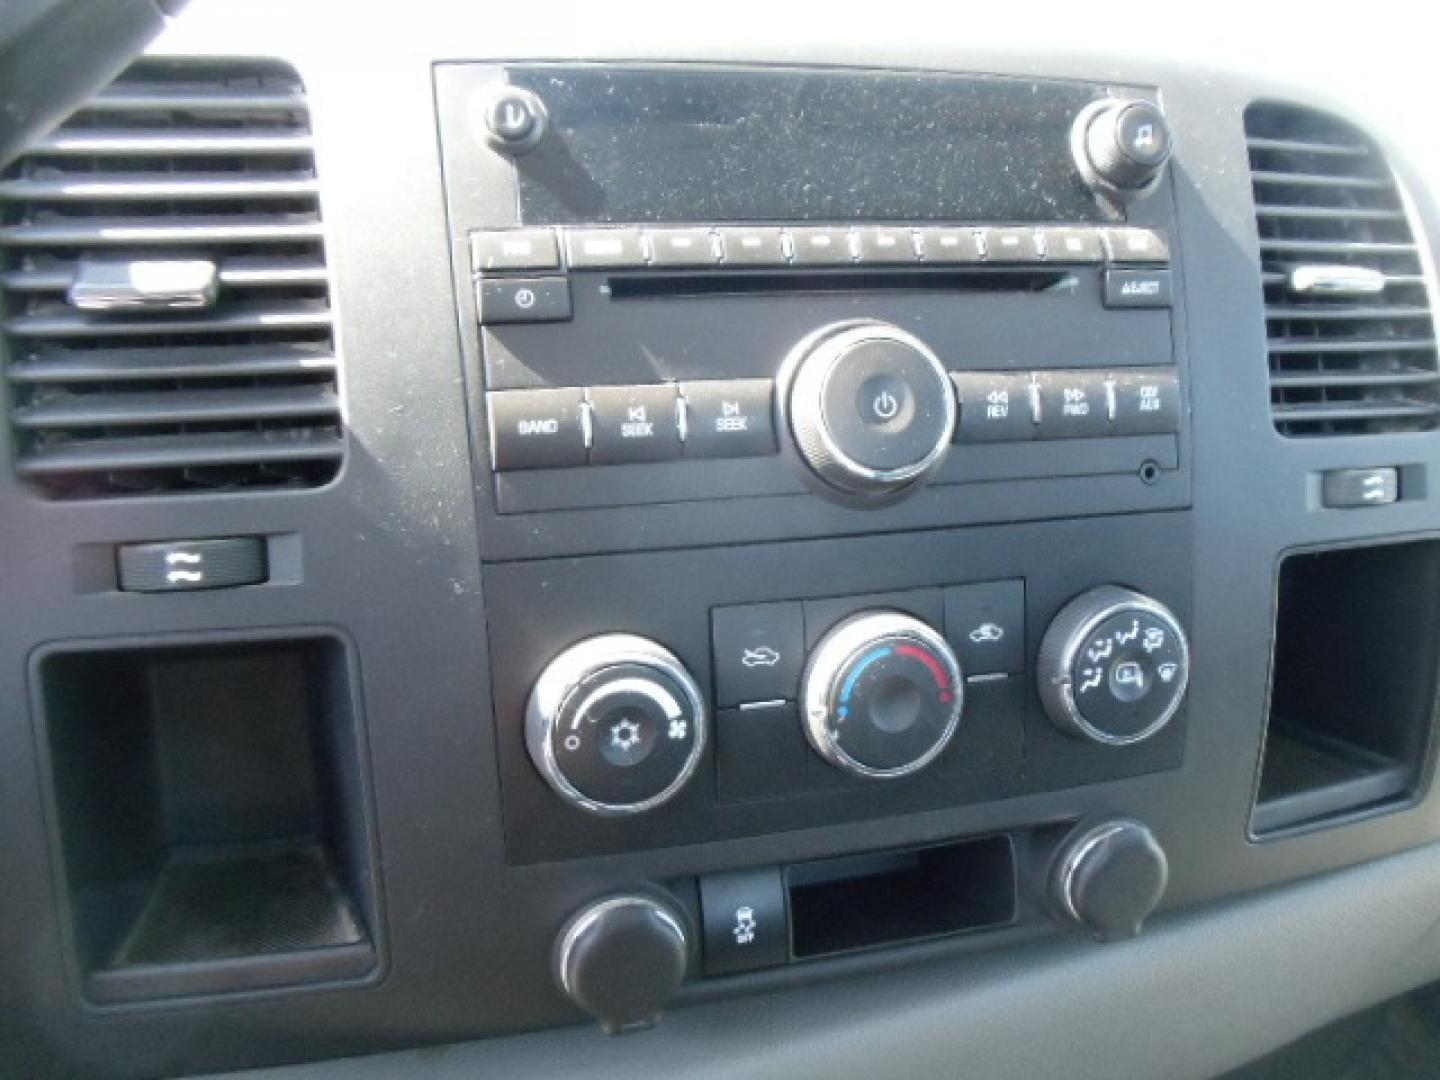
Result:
[434, 64, 1187, 557]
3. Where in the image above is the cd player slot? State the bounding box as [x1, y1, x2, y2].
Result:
[604, 268, 1075, 301]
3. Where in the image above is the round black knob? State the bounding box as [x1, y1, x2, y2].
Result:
[555, 895, 689, 1034]
[526, 635, 707, 816]
[1051, 819, 1168, 942]
[801, 611, 964, 779]
[784, 321, 956, 500]
[1037, 586, 1190, 746]
[478, 84, 548, 154]
[1078, 99, 1172, 194]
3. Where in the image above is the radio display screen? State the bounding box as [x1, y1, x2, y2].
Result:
[508, 67, 1112, 225]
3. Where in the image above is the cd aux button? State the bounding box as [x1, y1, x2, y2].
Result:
[681, 379, 777, 459]
[589, 385, 683, 464]
[1111, 368, 1180, 435]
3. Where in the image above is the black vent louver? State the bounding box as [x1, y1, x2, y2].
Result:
[1246, 102, 1440, 437]
[0, 59, 342, 498]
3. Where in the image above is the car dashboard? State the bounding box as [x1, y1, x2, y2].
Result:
[4, 4, 1440, 1078]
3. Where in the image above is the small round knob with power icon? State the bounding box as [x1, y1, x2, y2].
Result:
[526, 635, 707, 816]
[1037, 586, 1190, 746]
[783, 321, 956, 501]
[1077, 99, 1173, 195]
[555, 894, 689, 1034]
[802, 611, 964, 779]
[1051, 819, 1169, 942]
[477, 83, 549, 154]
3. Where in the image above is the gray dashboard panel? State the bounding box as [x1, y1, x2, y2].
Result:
[4, 2, 1440, 1079]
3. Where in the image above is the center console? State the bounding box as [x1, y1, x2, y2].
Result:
[435, 63, 1194, 1026]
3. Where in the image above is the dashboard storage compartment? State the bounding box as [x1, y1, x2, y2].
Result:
[1253, 541, 1440, 835]
[787, 836, 1016, 959]
[34, 634, 380, 1002]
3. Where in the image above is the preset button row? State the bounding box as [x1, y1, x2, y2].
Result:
[469, 225, 1170, 273]
[487, 380, 777, 471]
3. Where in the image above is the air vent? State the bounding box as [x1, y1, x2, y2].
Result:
[1246, 103, 1440, 437]
[0, 60, 342, 497]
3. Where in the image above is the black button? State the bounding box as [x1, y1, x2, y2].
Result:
[854, 226, 916, 264]
[646, 228, 719, 267]
[564, 228, 647, 269]
[952, 372, 1036, 442]
[1112, 368, 1180, 435]
[477, 276, 571, 324]
[699, 867, 788, 976]
[712, 602, 805, 707]
[1104, 268, 1173, 308]
[1104, 228, 1170, 263]
[715, 703, 809, 803]
[1322, 467, 1400, 509]
[1116, 102, 1171, 168]
[1041, 228, 1104, 263]
[820, 339, 953, 472]
[787, 227, 852, 265]
[483, 87, 545, 147]
[983, 227, 1042, 263]
[715, 227, 787, 266]
[117, 537, 267, 593]
[918, 227, 984, 263]
[681, 380, 777, 459]
[944, 580, 1025, 676]
[589, 385, 682, 464]
[1034, 371, 1111, 439]
[486, 388, 588, 470]
[470, 229, 560, 273]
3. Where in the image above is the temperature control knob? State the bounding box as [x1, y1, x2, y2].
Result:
[1037, 586, 1190, 746]
[1077, 98, 1173, 195]
[801, 611, 964, 779]
[784, 321, 956, 500]
[526, 635, 707, 816]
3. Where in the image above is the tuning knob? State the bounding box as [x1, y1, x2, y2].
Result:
[801, 611, 964, 779]
[783, 320, 956, 501]
[1037, 586, 1190, 746]
[526, 635, 707, 816]
[1077, 99, 1172, 195]
[555, 894, 689, 1034]
[1051, 819, 1169, 942]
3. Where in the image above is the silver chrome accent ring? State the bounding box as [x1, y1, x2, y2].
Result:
[525, 633, 708, 817]
[801, 611, 964, 780]
[1054, 822, 1131, 925]
[783, 321, 957, 495]
[1039, 587, 1191, 747]
[555, 895, 687, 1001]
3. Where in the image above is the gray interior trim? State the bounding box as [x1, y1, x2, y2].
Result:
[218, 840, 1440, 1080]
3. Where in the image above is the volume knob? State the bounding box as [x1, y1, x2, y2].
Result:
[783, 320, 956, 501]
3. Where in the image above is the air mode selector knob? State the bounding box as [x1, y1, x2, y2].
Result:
[555, 894, 689, 1034]
[784, 321, 957, 500]
[1037, 586, 1190, 746]
[1078, 99, 1173, 194]
[526, 635, 707, 816]
[802, 611, 964, 779]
